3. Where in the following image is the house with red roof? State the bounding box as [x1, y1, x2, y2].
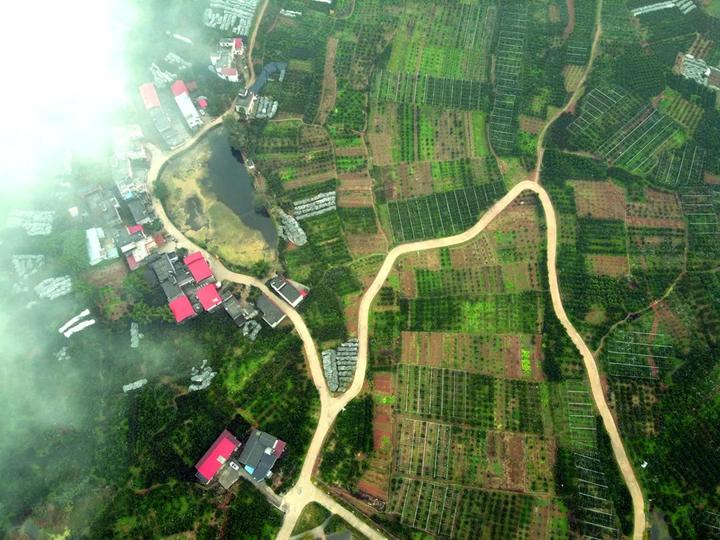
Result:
[197, 283, 223, 312]
[138, 83, 161, 110]
[195, 430, 241, 485]
[184, 251, 214, 283]
[169, 294, 195, 323]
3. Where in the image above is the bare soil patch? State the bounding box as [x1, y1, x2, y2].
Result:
[571, 180, 627, 220]
[85, 260, 128, 287]
[564, 0, 576, 38]
[587, 254, 629, 277]
[316, 36, 338, 125]
[519, 115, 546, 135]
[346, 233, 387, 257]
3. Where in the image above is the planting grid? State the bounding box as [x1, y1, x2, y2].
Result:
[401, 331, 534, 377]
[567, 87, 642, 150]
[680, 187, 720, 267]
[387, 478, 541, 539]
[605, 330, 676, 380]
[489, 2, 528, 154]
[373, 70, 485, 110]
[396, 365, 545, 432]
[255, 123, 336, 184]
[377, 202, 580, 536]
[565, 0, 597, 65]
[564, 380, 622, 538]
[388, 181, 506, 243]
[654, 144, 706, 187]
[396, 364, 496, 428]
[401, 292, 540, 334]
[414, 266, 505, 297]
[393, 418, 484, 481]
[597, 106, 680, 176]
[386, 1, 495, 81]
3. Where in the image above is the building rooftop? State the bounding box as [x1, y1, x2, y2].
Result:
[139, 83, 161, 110]
[237, 429, 286, 482]
[256, 294, 286, 328]
[161, 280, 183, 301]
[169, 295, 195, 323]
[128, 199, 152, 224]
[184, 251, 214, 283]
[269, 275, 304, 307]
[150, 254, 175, 283]
[171, 80, 189, 97]
[195, 430, 241, 484]
[197, 283, 223, 311]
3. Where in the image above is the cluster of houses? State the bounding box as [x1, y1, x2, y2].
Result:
[235, 62, 287, 120]
[78, 177, 163, 271]
[211, 37, 245, 82]
[195, 428, 286, 489]
[149, 250, 223, 323]
[139, 83, 185, 149]
[147, 249, 307, 335]
[140, 80, 206, 143]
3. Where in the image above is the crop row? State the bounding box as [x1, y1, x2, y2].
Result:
[567, 86, 642, 150]
[488, 2, 527, 155]
[400, 291, 540, 335]
[388, 181, 505, 242]
[373, 70, 485, 110]
[598, 106, 680, 176]
[654, 144, 706, 187]
[388, 478, 537, 539]
[396, 365, 545, 432]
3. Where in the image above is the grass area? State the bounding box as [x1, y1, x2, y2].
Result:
[292, 502, 331, 535]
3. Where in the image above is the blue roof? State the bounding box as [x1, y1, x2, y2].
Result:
[249, 62, 288, 94]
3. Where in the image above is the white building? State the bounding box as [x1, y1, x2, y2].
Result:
[171, 80, 203, 130]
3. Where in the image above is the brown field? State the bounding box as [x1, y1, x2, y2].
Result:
[397, 269, 416, 297]
[283, 171, 337, 191]
[316, 36, 338, 125]
[449, 234, 498, 267]
[626, 189, 685, 229]
[519, 115, 546, 135]
[399, 331, 535, 378]
[367, 103, 396, 166]
[432, 110, 474, 161]
[399, 250, 441, 271]
[338, 188, 374, 207]
[84, 260, 128, 287]
[485, 431, 527, 492]
[504, 335, 522, 379]
[571, 180, 627, 220]
[373, 372, 394, 394]
[587, 254, 629, 277]
[346, 233, 387, 257]
[375, 162, 434, 200]
[335, 145, 368, 157]
[358, 402, 394, 501]
[502, 261, 538, 291]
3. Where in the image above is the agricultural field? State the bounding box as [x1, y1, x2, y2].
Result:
[542, 0, 720, 529]
[387, 182, 506, 243]
[343, 197, 633, 537]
